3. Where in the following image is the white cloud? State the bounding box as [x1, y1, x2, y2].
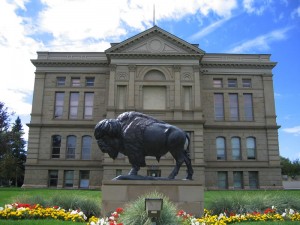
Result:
[189, 16, 233, 40]
[282, 126, 300, 136]
[228, 26, 292, 53]
[243, 0, 272, 15]
[291, 6, 300, 18]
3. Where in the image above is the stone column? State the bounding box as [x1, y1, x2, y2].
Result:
[128, 65, 136, 109]
[173, 65, 182, 120]
[193, 66, 202, 120]
[107, 65, 116, 118]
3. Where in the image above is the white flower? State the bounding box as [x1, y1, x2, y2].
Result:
[5, 204, 13, 209]
[282, 212, 286, 217]
[218, 213, 224, 220]
[289, 209, 295, 215]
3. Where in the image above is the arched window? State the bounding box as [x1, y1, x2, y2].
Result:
[246, 137, 256, 159]
[66, 135, 76, 159]
[51, 135, 61, 158]
[231, 137, 241, 160]
[144, 70, 166, 81]
[82, 136, 92, 160]
[216, 137, 226, 160]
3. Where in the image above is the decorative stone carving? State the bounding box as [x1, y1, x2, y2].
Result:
[181, 72, 193, 81]
[117, 72, 128, 80]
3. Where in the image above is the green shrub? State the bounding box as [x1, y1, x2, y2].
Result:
[13, 194, 101, 218]
[209, 192, 300, 215]
[119, 192, 180, 225]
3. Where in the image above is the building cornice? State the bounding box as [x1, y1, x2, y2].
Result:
[200, 61, 276, 69]
[31, 59, 109, 67]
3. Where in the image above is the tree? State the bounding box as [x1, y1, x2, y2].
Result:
[0, 102, 11, 157]
[10, 116, 27, 186]
[0, 103, 26, 186]
[281, 156, 300, 179]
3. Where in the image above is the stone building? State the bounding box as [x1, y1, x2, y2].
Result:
[23, 26, 282, 189]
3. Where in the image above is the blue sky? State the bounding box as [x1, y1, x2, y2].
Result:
[0, 0, 299, 160]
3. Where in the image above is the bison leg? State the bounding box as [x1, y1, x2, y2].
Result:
[168, 160, 183, 179]
[184, 151, 193, 180]
[128, 165, 140, 176]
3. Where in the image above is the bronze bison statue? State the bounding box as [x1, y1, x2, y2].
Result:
[94, 111, 193, 180]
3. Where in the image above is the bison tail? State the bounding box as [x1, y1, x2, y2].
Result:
[94, 119, 122, 139]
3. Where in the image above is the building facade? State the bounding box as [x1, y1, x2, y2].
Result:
[23, 26, 282, 189]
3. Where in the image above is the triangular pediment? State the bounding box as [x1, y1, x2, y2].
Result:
[105, 26, 205, 57]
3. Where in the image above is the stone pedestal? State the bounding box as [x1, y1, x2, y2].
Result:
[101, 180, 204, 217]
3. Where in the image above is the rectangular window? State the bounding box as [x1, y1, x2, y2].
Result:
[66, 135, 76, 159]
[218, 171, 228, 189]
[84, 93, 94, 119]
[69, 92, 79, 119]
[54, 92, 64, 119]
[229, 94, 239, 121]
[56, 77, 66, 87]
[216, 137, 226, 160]
[48, 170, 58, 187]
[242, 79, 252, 88]
[231, 137, 241, 160]
[183, 86, 192, 110]
[249, 171, 259, 189]
[82, 136, 92, 160]
[85, 77, 95, 87]
[79, 170, 90, 188]
[244, 94, 253, 121]
[64, 170, 74, 188]
[117, 86, 126, 109]
[228, 79, 237, 88]
[71, 78, 80, 87]
[233, 171, 243, 189]
[213, 79, 223, 88]
[214, 93, 224, 120]
[247, 137, 256, 159]
[51, 135, 61, 158]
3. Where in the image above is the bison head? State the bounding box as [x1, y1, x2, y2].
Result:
[94, 119, 122, 160]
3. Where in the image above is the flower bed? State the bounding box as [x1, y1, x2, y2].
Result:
[88, 206, 300, 225]
[1, 203, 300, 225]
[0, 203, 87, 222]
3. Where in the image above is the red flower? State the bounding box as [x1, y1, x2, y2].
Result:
[116, 208, 123, 214]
